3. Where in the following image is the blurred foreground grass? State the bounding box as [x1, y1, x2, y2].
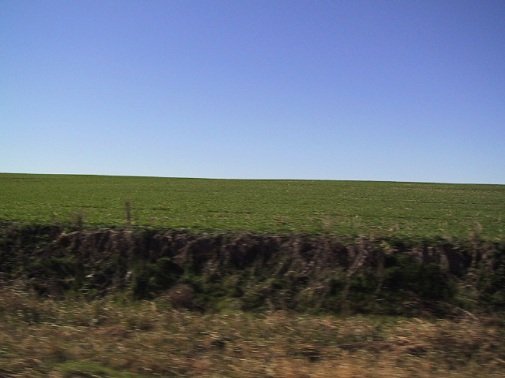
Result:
[0, 285, 504, 377]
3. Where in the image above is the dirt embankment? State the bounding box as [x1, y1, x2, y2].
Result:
[1, 223, 504, 316]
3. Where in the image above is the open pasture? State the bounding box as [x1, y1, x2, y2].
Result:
[1, 173, 504, 239]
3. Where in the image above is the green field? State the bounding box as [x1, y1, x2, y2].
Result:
[1, 173, 504, 239]
[2, 175, 505, 376]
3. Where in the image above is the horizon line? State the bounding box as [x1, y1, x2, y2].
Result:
[1, 171, 504, 186]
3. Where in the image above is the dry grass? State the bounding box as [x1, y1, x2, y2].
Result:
[1, 284, 504, 377]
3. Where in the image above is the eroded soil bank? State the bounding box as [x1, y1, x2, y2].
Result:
[1, 223, 504, 316]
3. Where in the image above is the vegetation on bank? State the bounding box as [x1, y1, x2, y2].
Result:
[1, 173, 504, 239]
[2, 224, 504, 316]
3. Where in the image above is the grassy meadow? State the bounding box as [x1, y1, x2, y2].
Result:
[1, 173, 504, 239]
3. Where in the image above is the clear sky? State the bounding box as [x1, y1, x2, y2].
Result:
[2, 0, 504, 184]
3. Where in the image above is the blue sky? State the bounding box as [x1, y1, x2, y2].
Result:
[2, 0, 504, 183]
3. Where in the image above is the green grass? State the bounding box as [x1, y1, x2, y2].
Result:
[1, 173, 504, 239]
